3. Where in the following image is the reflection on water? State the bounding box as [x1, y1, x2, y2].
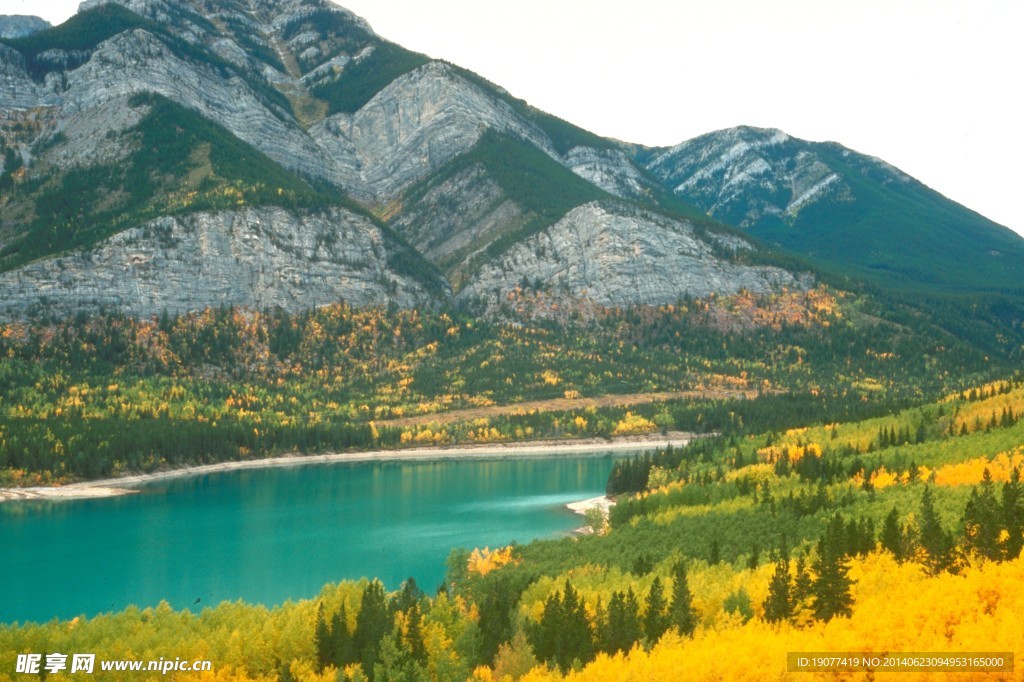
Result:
[1, 454, 616, 623]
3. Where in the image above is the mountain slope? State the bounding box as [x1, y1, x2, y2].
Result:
[1, 0, 763, 318]
[457, 200, 805, 315]
[2, 0, 1021, 321]
[641, 126, 1024, 294]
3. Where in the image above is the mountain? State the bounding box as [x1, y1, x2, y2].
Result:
[0, 0, 794, 317]
[639, 126, 1024, 294]
[0, 15, 50, 40]
[1, 0, 1021, 319]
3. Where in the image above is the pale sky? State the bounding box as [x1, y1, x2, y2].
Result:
[6, 0, 1024, 238]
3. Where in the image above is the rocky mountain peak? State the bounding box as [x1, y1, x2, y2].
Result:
[646, 126, 851, 228]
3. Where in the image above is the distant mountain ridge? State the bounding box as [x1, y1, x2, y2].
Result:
[1, 0, 1022, 319]
[639, 126, 1024, 293]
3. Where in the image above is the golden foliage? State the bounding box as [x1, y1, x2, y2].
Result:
[933, 450, 1024, 487]
[467, 546, 520, 577]
[514, 553, 1024, 681]
[612, 412, 657, 437]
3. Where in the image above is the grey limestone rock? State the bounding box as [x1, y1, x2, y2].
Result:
[59, 29, 327, 177]
[0, 15, 51, 39]
[645, 126, 867, 225]
[0, 206, 442, 318]
[458, 201, 803, 314]
[565, 146, 651, 201]
[312, 62, 556, 201]
[0, 44, 61, 109]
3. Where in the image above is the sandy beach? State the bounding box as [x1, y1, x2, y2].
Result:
[0, 432, 693, 502]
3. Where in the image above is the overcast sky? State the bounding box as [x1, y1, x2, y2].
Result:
[7, 0, 1024, 237]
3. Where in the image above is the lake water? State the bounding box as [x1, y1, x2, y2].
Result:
[0, 454, 616, 624]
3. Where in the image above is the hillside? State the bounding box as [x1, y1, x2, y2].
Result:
[2, 373, 1021, 680]
[641, 126, 1024, 294]
[1, 284, 1008, 486]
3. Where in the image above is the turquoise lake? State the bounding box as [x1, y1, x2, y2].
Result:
[0, 454, 616, 624]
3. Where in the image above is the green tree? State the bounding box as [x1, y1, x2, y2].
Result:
[746, 543, 760, 570]
[373, 630, 425, 682]
[880, 506, 906, 561]
[531, 590, 562, 665]
[762, 559, 793, 623]
[918, 486, 955, 574]
[602, 589, 641, 654]
[492, 631, 538, 682]
[314, 602, 333, 671]
[962, 469, 1001, 561]
[331, 601, 357, 668]
[354, 580, 391, 678]
[709, 539, 721, 565]
[668, 559, 696, 636]
[403, 602, 427, 664]
[531, 580, 595, 671]
[792, 553, 813, 614]
[559, 580, 594, 670]
[1001, 466, 1024, 560]
[642, 576, 670, 645]
[812, 516, 853, 621]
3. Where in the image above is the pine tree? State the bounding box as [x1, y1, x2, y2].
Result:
[643, 577, 670, 645]
[390, 577, 423, 616]
[353, 580, 391, 678]
[559, 580, 594, 670]
[763, 559, 793, 623]
[1002, 466, 1024, 560]
[792, 554, 813, 613]
[314, 602, 333, 671]
[593, 596, 608, 655]
[709, 539, 721, 565]
[746, 543, 760, 570]
[812, 516, 853, 621]
[603, 590, 640, 654]
[403, 602, 427, 664]
[330, 602, 357, 668]
[962, 469, 1002, 561]
[918, 486, 955, 574]
[531, 581, 595, 671]
[532, 591, 562, 665]
[668, 559, 696, 636]
[880, 506, 905, 561]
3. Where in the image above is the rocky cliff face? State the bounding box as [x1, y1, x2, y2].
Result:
[0, 44, 61, 110]
[0, 15, 50, 40]
[389, 163, 529, 285]
[60, 29, 327, 176]
[0, 206, 441, 317]
[458, 201, 804, 314]
[312, 61, 556, 201]
[2, 2, 564, 199]
[565, 146, 655, 202]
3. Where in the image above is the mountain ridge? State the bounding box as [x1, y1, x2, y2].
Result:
[639, 125, 1024, 294]
[2, 0, 1022, 320]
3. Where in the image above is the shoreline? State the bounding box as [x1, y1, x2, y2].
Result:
[0, 432, 693, 502]
[565, 495, 615, 535]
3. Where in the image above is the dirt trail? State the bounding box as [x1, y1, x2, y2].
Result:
[377, 388, 765, 428]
